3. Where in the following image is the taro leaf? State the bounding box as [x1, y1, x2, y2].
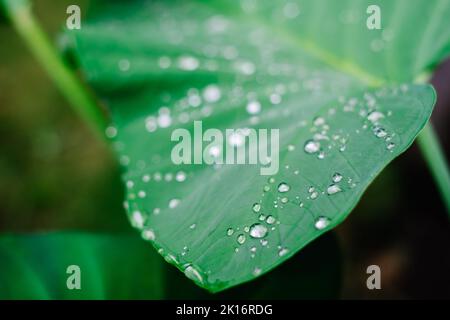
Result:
[164, 232, 342, 299]
[0, 233, 164, 299]
[66, 0, 450, 292]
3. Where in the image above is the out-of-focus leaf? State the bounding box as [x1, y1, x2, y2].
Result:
[0, 233, 164, 299]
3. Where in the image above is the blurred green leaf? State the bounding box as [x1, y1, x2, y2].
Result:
[0, 233, 164, 299]
[66, 0, 449, 292]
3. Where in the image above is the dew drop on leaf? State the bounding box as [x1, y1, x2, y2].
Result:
[252, 203, 261, 213]
[387, 142, 396, 151]
[141, 229, 155, 241]
[249, 223, 268, 238]
[202, 85, 221, 102]
[327, 184, 342, 195]
[175, 171, 186, 182]
[246, 100, 261, 114]
[237, 234, 246, 244]
[314, 217, 331, 230]
[373, 126, 388, 138]
[169, 198, 180, 209]
[277, 182, 290, 193]
[367, 111, 385, 123]
[132, 211, 144, 228]
[184, 265, 204, 285]
[278, 248, 289, 257]
[253, 267, 262, 276]
[304, 140, 320, 154]
[332, 172, 343, 183]
[265, 215, 276, 224]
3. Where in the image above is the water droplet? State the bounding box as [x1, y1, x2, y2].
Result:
[263, 185, 271, 192]
[184, 265, 204, 284]
[118, 59, 130, 72]
[227, 228, 234, 236]
[270, 93, 282, 104]
[105, 126, 117, 138]
[234, 60, 255, 75]
[169, 198, 180, 209]
[313, 117, 326, 126]
[165, 254, 177, 264]
[203, 85, 221, 103]
[258, 214, 266, 221]
[260, 239, 268, 246]
[141, 229, 155, 241]
[145, 116, 158, 132]
[249, 223, 268, 239]
[250, 246, 257, 253]
[266, 215, 276, 224]
[178, 55, 199, 71]
[332, 173, 342, 183]
[367, 111, 384, 123]
[132, 211, 144, 228]
[153, 208, 161, 215]
[314, 217, 331, 230]
[244, 226, 250, 233]
[278, 182, 290, 193]
[252, 203, 261, 213]
[278, 248, 289, 257]
[237, 234, 246, 244]
[246, 100, 261, 114]
[138, 190, 146, 198]
[176, 171, 187, 182]
[304, 140, 320, 154]
[158, 56, 171, 69]
[317, 151, 325, 159]
[287, 144, 295, 151]
[142, 174, 151, 183]
[157, 113, 172, 128]
[280, 197, 288, 204]
[327, 184, 342, 195]
[253, 267, 262, 276]
[373, 126, 388, 138]
[387, 142, 395, 151]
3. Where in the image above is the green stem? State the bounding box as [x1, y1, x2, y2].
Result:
[1, 0, 106, 138]
[417, 123, 450, 215]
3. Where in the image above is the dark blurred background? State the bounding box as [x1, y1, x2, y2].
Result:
[0, 0, 449, 299]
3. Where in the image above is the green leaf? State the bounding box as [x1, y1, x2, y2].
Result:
[164, 232, 342, 299]
[0, 233, 164, 299]
[67, 0, 450, 292]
